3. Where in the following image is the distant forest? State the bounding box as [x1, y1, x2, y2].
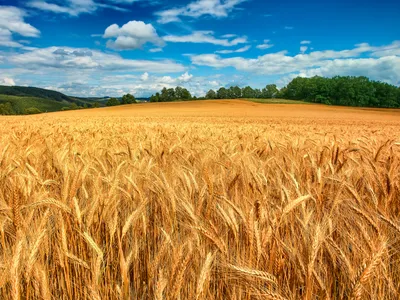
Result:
[149, 76, 400, 108]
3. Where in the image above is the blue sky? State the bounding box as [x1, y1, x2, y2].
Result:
[0, 0, 399, 97]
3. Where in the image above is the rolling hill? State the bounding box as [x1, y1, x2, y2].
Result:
[0, 85, 75, 102]
[0, 85, 104, 114]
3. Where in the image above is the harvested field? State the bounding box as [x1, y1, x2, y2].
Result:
[0, 100, 400, 299]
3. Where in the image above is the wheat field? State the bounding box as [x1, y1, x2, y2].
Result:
[1, 100, 400, 299]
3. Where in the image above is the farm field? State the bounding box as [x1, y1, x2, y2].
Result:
[1, 100, 400, 299]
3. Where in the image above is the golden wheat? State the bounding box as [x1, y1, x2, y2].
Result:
[0, 101, 400, 299]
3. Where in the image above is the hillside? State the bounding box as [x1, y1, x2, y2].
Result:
[0, 85, 103, 114]
[0, 94, 69, 114]
[0, 85, 75, 102]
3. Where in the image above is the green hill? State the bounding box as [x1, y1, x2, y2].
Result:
[0, 85, 104, 114]
[0, 94, 68, 114]
[0, 85, 75, 102]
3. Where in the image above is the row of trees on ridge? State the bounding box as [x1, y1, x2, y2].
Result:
[150, 87, 192, 102]
[203, 76, 400, 108]
[149, 76, 400, 108]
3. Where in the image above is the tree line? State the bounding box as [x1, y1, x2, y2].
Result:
[149, 75, 400, 109]
[203, 76, 400, 108]
[150, 87, 193, 102]
[205, 84, 280, 100]
[105, 94, 137, 106]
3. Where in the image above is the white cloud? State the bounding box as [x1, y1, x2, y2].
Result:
[221, 34, 237, 38]
[0, 77, 16, 86]
[103, 20, 164, 50]
[27, 0, 129, 16]
[164, 31, 247, 46]
[0, 6, 40, 37]
[178, 72, 193, 82]
[190, 42, 400, 86]
[156, 0, 247, 24]
[7, 46, 185, 73]
[52, 72, 199, 97]
[0, 6, 40, 47]
[301, 40, 311, 45]
[300, 46, 308, 53]
[256, 39, 273, 50]
[141, 72, 149, 81]
[0, 28, 22, 47]
[284, 26, 294, 30]
[149, 47, 163, 53]
[216, 45, 251, 54]
[361, 41, 400, 57]
[277, 56, 400, 87]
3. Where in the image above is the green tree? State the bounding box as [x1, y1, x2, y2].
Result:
[277, 87, 288, 98]
[92, 102, 100, 108]
[70, 103, 80, 110]
[0, 102, 15, 115]
[106, 98, 120, 106]
[281, 75, 400, 108]
[150, 92, 160, 102]
[159, 88, 168, 102]
[206, 89, 217, 99]
[262, 84, 279, 98]
[175, 86, 184, 99]
[167, 88, 176, 101]
[229, 86, 242, 98]
[180, 88, 192, 100]
[254, 88, 262, 98]
[217, 87, 229, 99]
[121, 93, 136, 104]
[242, 86, 255, 98]
[175, 86, 192, 100]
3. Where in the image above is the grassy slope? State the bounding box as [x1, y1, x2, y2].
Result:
[0, 85, 75, 102]
[0, 85, 103, 113]
[0, 94, 68, 113]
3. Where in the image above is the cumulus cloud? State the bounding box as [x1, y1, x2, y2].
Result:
[216, 45, 251, 54]
[164, 31, 247, 46]
[0, 77, 16, 86]
[7, 46, 185, 72]
[156, 0, 247, 24]
[190, 42, 400, 85]
[301, 40, 311, 45]
[103, 20, 164, 50]
[178, 72, 193, 82]
[256, 39, 273, 50]
[0, 6, 40, 47]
